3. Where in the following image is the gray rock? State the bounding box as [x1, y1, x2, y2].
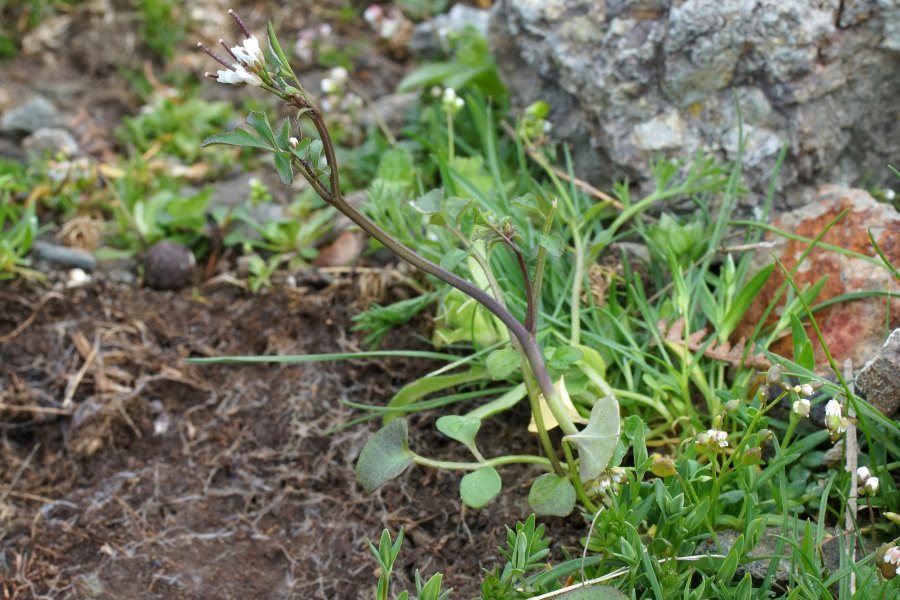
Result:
[31, 240, 97, 271]
[22, 127, 79, 158]
[856, 329, 900, 416]
[0, 96, 61, 137]
[490, 0, 900, 209]
[410, 5, 491, 57]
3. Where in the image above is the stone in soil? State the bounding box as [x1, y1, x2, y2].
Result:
[22, 127, 80, 157]
[142, 240, 196, 290]
[31, 239, 97, 271]
[0, 95, 61, 137]
[856, 329, 900, 417]
[737, 186, 900, 370]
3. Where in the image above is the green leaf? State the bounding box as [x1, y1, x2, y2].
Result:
[435, 415, 480, 447]
[275, 118, 291, 150]
[398, 61, 472, 91]
[563, 395, 621, 481]
[439, 248, 469, 270]
[355, 418, 415, 492]
[274, 152, 293, 185]
[722, 263, 773, 337]
[547, 346, 584, 372]
[716, 533, 743, 584]
[485, 347, 520, 380]
[540, 233, 564, 258]
[414, 188, 443, 214]
[266, 21, 298, 82]
[201, 129, 274, 151]
[790, 314, 815, 370]
[528, 473, 576, 517]
[459, 467, 501, 508]
[247, 111, 276, 146]
[557, 585, 628, 600]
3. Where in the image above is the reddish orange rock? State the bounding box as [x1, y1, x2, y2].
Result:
[738, 186, 899, 370]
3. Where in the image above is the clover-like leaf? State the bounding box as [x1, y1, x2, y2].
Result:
[460, 467, 501, 508]
[563, 395, 621, 482]
[528, 473, 576, 517]
[436, 415, 481, 448]
[356, 418, 415, 493]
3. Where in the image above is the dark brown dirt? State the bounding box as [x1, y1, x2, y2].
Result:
[0, 276, 582, 599]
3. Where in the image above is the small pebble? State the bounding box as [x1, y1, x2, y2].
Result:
[143, 240, 195, 290]
[66, 268, 91, 288]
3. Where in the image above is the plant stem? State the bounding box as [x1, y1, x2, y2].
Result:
[412, 453, 552, 471]
[291, 97, 577, 437]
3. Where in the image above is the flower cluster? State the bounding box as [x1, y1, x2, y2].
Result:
[363, 4, 411, 42]
[824, 398, 848, 440]
[695, 429, 729, 450]
[857, 466, 880, 496]
[200, 10, 264, 87]
[590, 467, 627, 496]
[440, 87, 465, 117]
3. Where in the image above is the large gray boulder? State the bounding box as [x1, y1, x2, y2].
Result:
[490, 0, 900, 208]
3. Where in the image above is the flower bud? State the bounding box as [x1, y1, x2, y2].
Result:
[857, 466, 871, 484]
[863, 477, 880, 495]
[792, 398, 811, 418]
[650, 454, 676, 478]
[766, 364, 784, 386]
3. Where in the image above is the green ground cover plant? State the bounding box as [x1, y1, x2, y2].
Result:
[189, 11, 900, 599]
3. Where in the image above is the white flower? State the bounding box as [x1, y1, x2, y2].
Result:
[609, 467, 626, 484]
[289, 137, 298, 148]
[792, 398, 811, 418]
[793, 383, 815, 397]
[857, 466, 871, 483]
[214, 64, 262, 86]
[442, 87, 465, 115]
[824, 399, 847, 436]
[321, 78, 339, 94]
[363, 4, 383, 26]
[886, 546, 900, 566]
[231, 35, 263, 67]
[886, 189, 896, 201]
[864, 477, 880, 495]
[431, 86, 443, 98]
[329, 66, 348, 84]
[696, 429, 728, 449]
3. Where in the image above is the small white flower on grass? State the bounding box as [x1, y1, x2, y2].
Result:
[824, 398, 848, 437]
[696, 429, 728, 450]
[321, 67, 349, 95]
[792, 398, 811, 418]
[884, 546, 900, 576]
[857, 466, 871, 483]
[442, 87, 465, 115]
[289, 137, 298, 148]
[793, 383, 815, 397]
[863, 477, 880, 496]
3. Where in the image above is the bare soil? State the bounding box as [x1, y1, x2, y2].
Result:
[0, 275, 580, 599]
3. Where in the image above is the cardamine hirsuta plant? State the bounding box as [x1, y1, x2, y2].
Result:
[199, 11, 621, 515]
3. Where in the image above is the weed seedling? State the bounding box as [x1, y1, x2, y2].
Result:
[196, 11, 622, 516]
